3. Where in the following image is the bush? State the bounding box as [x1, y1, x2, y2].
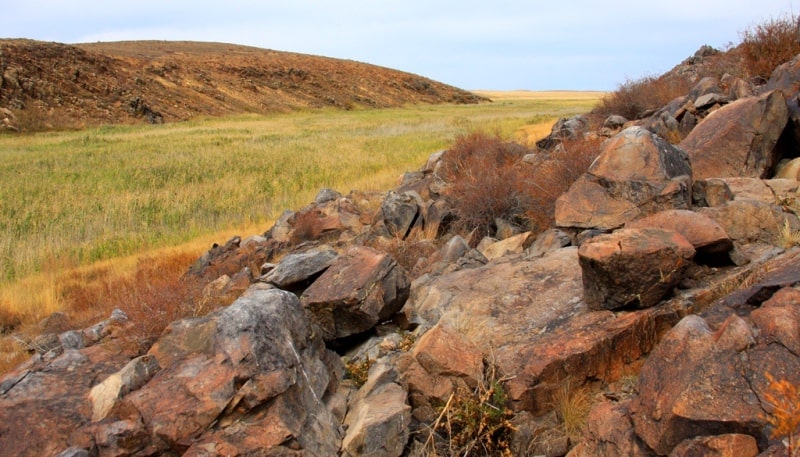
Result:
[439, 132, 535, 236]
[593, 75, 692, 120]
[440, 132, 602, 237]
[740, 13, 800, 82]
[525, 136, 604, 232]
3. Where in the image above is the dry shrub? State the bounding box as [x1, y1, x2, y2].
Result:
[740, 13, 800, 82]
[552, 379, 595, 445]
[0, 305, 22, 334]
[59, 251, 208, 347]
[419, 361, 515, 456]
[366, 226, 441, 280]
[761, 372, 800, 456]
[594, 75, 692, 120]
[439, 132, 535, 236]
[525, 136, 604, 232]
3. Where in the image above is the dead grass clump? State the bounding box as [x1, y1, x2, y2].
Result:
[439, 132, 535, 236]
[525, 136, 604, 232]
[761, 372, 800, 456]
[59, 251, 209, 346]
[593, 75, 693, 120]
[552, 379, 595, 445]
[740, 13, 800, 82]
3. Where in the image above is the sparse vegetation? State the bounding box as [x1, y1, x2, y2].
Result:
[344, 357, 373, 387]
[419, 361, 515, 456]
[740, 13, 800, 82]
[552, 379, 595, 445]
[761, 372, 800, 456]
[593, 74, 692, 120]
[778, 219, 800, 249]
[440, 132, 602, 236]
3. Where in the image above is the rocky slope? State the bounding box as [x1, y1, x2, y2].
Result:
[3, 49, 800, 456]
[0, 40, 485, 131]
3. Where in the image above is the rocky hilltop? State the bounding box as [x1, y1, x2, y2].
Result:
[0, 40, 484, 131]
[3, 47, 800, 456]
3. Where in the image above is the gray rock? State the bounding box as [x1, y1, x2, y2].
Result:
[262, 247, 338, 289]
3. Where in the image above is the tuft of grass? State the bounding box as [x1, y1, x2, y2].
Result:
[552, 378, 595, 446]
[778, 219, 800, 249]
[740, 13, 800, 82]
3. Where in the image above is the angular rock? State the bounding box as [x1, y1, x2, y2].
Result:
[478, 231, 532, 261]
[342, 360, 411, 457]
[670, 434, 759, 457]
[381, 190, 422, 238]
[717, 177, 775, 202]
[527, 228, 572, 258]
[89, 354, 160, 422]
[122, 287, 342, 456]
[630, 312, 800, 455]
[556, 126, 692, 230]
[567, 400, 652, 457]
[750, 287, 800, 356]
[694, 178, 734, 207]
[699, 199, 800, 245]
[679, 90, 789, 180]
[0, 342, 141, 457]
[262, 247, 338, 289]
[314, 187, 342, 204]
[302, 246, 410, 341]
[412, 323, 483, 387]
[579, 228, 696, 310]
[626, 209, 733, 259]
[776, 157, 800, 180]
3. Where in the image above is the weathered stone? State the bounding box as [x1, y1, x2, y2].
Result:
[412, 323, 483, 387]
[679, 90, 789, 180]
[717, 177, 775, 202]
[314, 187, 342, 204]
[670, 434, 759, 457]
[630, 314, 788, 455]
[89, 354, 160, 422]
[699, 199, 800, 245]
[556, 126, 692, 230]
[342, 360, 411, 457]
[527, 228, 572, 258]
[262, 247, 338, 289]
[751, 287, 800, 356]
[440, 234, 470, 263]
[687, 76, 722, 101]
[381, 190, 421, 238]
[694, 178, 734, 207]
[567, 400, 652, 457]
[302, 246, 410, 340]
[776, 157, 800, 179]
[579, 228, 696, 310]
[0, 342, 141, 457]
[479, 231, 532, 261]
[626, 209, 733, 259]
[604, 114, 628, 129]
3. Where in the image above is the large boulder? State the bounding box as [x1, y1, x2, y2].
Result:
[555, 126, 692, 230]
[679, 90, 789, 180]
[301, 246, 410, 341]
[83, 287, 343, 456]
[579, 228, 696, 310]
[631, 310, 800, 455]
[625, 209, 733, 261]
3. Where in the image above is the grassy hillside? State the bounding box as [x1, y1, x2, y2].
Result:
[0, 92, 600, 324]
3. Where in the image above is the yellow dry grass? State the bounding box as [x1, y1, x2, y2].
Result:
[0, 92, 601, 329]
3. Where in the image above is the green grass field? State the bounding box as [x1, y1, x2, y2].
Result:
[0, 92, 599, 294]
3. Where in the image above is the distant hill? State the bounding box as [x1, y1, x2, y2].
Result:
[0, 39, 486, 131]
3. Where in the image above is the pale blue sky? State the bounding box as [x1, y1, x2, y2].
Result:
[3, 1, 797, 90]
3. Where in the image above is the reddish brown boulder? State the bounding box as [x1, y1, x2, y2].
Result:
[556, 126, 692, 230]
[301, 246, 410, 341]
[579, 228, 696, 310]
[698, 199, 800, 245]
[670, 434, 759, 457]
[679, 90, 789, 180]
[626, 209, 733, 259]
[630, 311, 800, 455]
[751, 287, 800, 355]
[567, 400, 652, 457]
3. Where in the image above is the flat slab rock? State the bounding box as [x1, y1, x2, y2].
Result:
[402, 247, 682, 414]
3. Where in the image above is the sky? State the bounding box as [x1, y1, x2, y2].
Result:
[2, 1, 798, 91]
